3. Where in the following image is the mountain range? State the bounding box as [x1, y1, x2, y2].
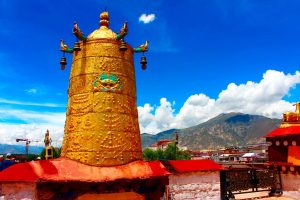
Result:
[141, 113, 281, 150]
[0, 144, 44, 155]
[0, 113, 281, 154]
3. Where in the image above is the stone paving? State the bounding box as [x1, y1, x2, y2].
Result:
[235, 191, 299, 200]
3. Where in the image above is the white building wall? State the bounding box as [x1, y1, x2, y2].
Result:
[165, 171, 220, 200]
[281, 173, 300, 191]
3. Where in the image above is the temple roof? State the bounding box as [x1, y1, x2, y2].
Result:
[166, 160, 224, 173]
[0, 157, 170, 182]
[265, 126, 300, 138]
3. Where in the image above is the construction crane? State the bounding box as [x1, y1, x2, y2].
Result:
[16, 139, 39, 155]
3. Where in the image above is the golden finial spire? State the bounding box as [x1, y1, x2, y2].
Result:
[100, 11, 109, 27]
[88, 10, 116, 39]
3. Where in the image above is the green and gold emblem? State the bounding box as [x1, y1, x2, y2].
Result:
[93, 73, 122, 92]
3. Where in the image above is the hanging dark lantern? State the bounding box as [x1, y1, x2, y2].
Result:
[60, 56, 67, 70]
[140, 55, 147, 70]
[119, 39, 127, 51]
[73, 41, 81, 51]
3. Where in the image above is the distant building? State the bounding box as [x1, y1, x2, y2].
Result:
[245, 143, 268, 154]
[242, 143, 268, 163]
[149, 139, 172, 150]
[218, 147, 244, 163]
[241, 152, 263, 162]
[189, 149, 217, 160]
[149, 139, 188, 151]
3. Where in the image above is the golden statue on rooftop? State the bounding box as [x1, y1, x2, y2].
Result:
[44, 129, 52, 147]
[281, 102, 300, 127]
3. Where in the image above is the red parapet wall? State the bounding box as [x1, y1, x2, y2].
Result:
[168, 160, 224, 173]
[0, 157, 170, 182]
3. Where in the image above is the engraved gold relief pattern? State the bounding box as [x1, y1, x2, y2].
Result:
[61, 38, 142, 166]
[70, 57, 135, 79]
[64, 113, 139, 135]
[66, 93, 138, 117]
[68, 74, 136, 97]
[73, 40, 134, 63]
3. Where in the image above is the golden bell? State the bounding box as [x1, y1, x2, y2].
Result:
[73, 41, 81, 51]
[140, 55, 147, 70]
[119, 39, 127, 51]
[60, 56, 67, 70]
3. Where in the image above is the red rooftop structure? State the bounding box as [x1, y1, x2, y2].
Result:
[167, 160, 224, 173]
[0, 157, 170, 199]
[265, 103, 300, 171]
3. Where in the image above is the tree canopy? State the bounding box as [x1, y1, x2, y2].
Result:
[143, 142, 191, 161]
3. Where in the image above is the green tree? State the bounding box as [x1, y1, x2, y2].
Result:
[157, 148, 164, 160]
[142, 142, 191, 161]
[176, 150, 191, 160]
[164, 142, 177, 160]
[142, 148, 158, 161]
[27, 154, 39, 161]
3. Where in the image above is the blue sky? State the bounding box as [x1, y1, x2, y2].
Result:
[0, 0, 300, 145]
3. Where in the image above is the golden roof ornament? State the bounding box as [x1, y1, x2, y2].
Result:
[280, 102, 300, 127]
[100, 11, 109, 27]
[59, 9, 150, 166]
[88, 11, 117, 40]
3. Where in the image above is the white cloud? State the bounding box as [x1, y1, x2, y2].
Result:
[0, 123, 64, 147]
[0, 108, 65, 125]
[138, 70, 300, 134]
[0, 92, 66, 145]
[25, 88, 37, 94]
[0, 98, 64, 107]
[215, 70, 300, 117]
[0, 107, 65, 146]
[138, 99, 176, 134]
[139, 13, 156, 24]
[176, 94, 217, 128]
